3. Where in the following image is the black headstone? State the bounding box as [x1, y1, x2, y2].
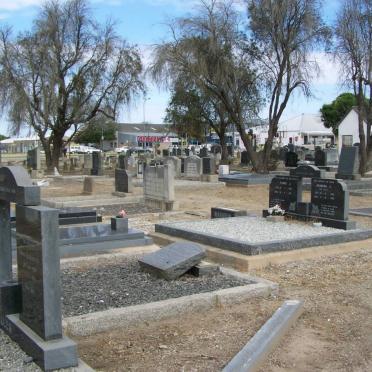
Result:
[310, 178, 349, 221]
[162, 149, 169, 157]
[199, 147, 208, 158]
[172, 148, 177, 156]
[184, 148, 190, 156]
[91, 152, 103, 176]
[227, 145, 233, 157]
[289, 165, 324, 179]
[202, 157, 215, 175]
[285, 152, 298, 167]
[177, 148, 182, 156]
[269, 176, 302, 212]
[314, 149, 326, 166]
[118, 154, 126, 170]
[241, 151, 249, 165]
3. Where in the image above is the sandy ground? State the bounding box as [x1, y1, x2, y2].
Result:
[40, 175, 372, 371]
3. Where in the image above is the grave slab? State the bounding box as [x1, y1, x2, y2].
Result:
[139, 242, 206, 280]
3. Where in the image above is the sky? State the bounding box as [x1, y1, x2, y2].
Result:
[0, 0, 346, 135]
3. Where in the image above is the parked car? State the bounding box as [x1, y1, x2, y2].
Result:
[114, 147, 129, 154]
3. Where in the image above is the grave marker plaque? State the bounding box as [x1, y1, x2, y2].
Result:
[199, 147, 208, 158]
[202, 157, 215, 175]
[269, 176, 302, 212]
[310, 178, 349, 221]
[139, 242, 206, 280]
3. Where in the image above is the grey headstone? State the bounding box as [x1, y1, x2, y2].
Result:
[118, 154, 126, 170]
[26, 148, 41, 170]
[91, 152, 103, 176]
[336, 146, 360, 179]
[184, 156, 202, 177]
[115, 169, 133, 193]
[139, 242, 206, 280]
[16, 205, 61, 341]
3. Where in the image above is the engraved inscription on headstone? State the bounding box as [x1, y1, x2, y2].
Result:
[269, 176, 302, 212]
[310, 178, 349, 221]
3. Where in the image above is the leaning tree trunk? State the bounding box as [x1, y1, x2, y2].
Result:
[262, 118, 279, 173]
[357, 79, 367, 175]
[51, 134, 64, 171]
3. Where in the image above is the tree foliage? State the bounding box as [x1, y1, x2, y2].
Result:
[75, 120, 117, 144]
[151, 0, 262, 168]
[247, 0, 330, 170]
[164, 77, 231, 159]
[0, 0, 143, 169]
[320, 93, 357, 135]
[334, 0, 372, 174]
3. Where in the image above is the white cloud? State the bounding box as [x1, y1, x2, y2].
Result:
[0, 0, 44, 11]
[312, 52, 342, 86]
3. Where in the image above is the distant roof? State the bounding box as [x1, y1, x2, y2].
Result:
[0, 136, 40, 144]
[278, 114, 333, 135]
[117, 123, 171, 134]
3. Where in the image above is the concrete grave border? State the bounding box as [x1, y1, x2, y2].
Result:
[222, 300, 304, 372]
[61, 256, 278, 337]
[155, 218, 372, 256]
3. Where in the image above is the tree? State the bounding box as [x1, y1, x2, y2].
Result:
[335, 0, 372, 174]
[320, 93, 357, 135]
[151, 0, 262, 169]
[75, 120, 117, 144]
[0, 0, 143, 170]
[247, 0, 330, 171]
[164, 78, 231, 160]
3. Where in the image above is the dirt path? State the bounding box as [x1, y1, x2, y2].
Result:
[75, 247, 372, 372]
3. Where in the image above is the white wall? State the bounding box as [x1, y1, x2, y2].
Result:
[337, 109, 367, 154]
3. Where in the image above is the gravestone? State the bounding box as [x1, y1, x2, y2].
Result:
[184, 148, 190, 156]
[211, 144, 222, 155]
[176, 148, 182, 156]
[0, 166, 78, 371]
[289, 164, 324, 179]
[91, 152, 103, 176]
[336, 146, 360, 180]
[143, 164, 175, 211]
[26, 147, 41, 170]
[184, 156, 202, 178]
[83, 154, 93, 170]
[162, 149, 169, 157]
[269, 176, 302, 212]
[115, 169, 133, 193]
[310, 178, 356, 229]
[227, 145, 233, 157]
[202, 157, 216, 175]
[138, 242, 206, 280]
[118, 154, 126, 170]
[172, 148, 177, 156]
[285, 152, 298, 167]
[314, 149, 326, 167]
[241, 151, 249, 165]
[164, 156, 181, 177]
[180, 157, 186, 174]
[83, 176, 95, 194]
[211, 207, 247, 219]
[199, 147, 208, 158]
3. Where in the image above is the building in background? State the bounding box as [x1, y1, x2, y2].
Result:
[0, 136, 41, 153]
[337, 108, 366, 153]
[117, 123, 179, 148]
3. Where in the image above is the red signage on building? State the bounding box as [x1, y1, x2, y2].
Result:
[137, 136, 165, 143]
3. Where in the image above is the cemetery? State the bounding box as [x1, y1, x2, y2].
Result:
[0, 142, 371, 371]
[0, 0, 371, 370]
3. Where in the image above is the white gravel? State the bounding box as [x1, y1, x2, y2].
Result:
[162, 217, 350, 243]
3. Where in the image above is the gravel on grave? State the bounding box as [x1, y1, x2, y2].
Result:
[160, 216, 352, 243]
[61, 256, 250, 317]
